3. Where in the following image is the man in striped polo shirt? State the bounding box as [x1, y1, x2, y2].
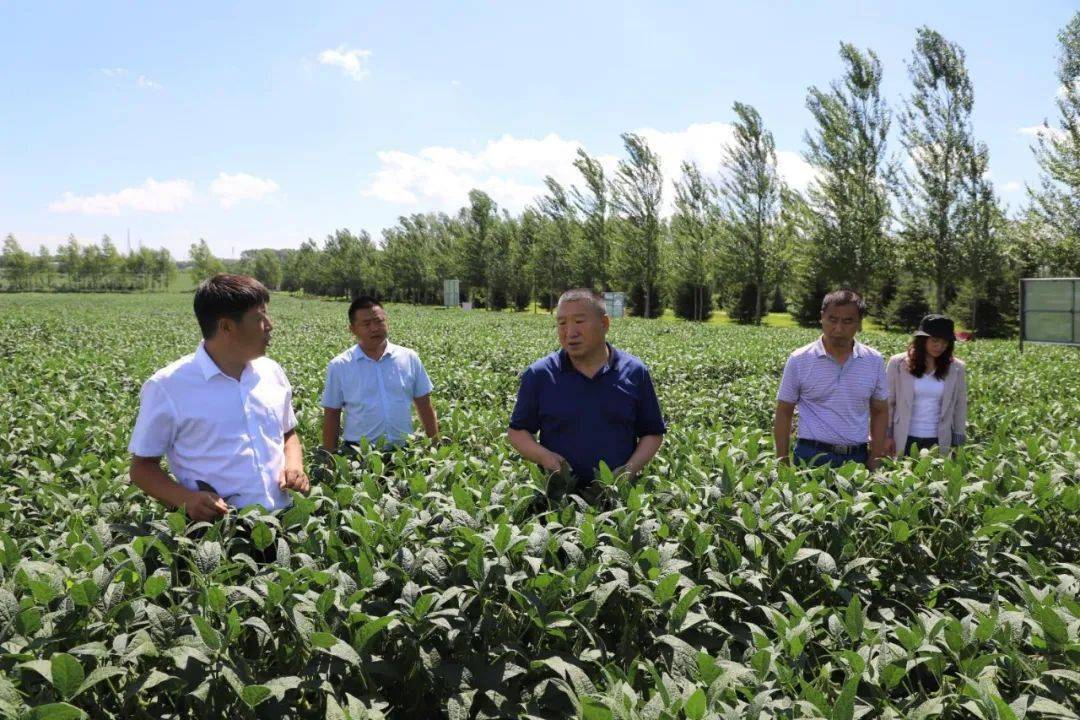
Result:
[773, 288, 888, 468]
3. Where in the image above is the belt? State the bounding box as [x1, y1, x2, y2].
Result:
[797, 438, 867, 456]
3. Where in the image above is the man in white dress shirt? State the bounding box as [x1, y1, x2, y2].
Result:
[129, 274, 309, 521]
[321, 297, 438, 455]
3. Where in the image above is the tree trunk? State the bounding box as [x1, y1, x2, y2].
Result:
[971, 295, 978, 338]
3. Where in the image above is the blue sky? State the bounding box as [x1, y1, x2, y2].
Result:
[1, 1, 1072, 259]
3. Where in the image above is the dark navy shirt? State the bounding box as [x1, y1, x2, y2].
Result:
[509, 344, 666, 483]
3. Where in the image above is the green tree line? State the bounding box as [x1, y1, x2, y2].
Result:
[1, 234, 177, 292]
[5, 20, 1078, 337]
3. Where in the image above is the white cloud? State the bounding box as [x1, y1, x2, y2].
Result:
[450, 79, 461, 87]
[100, 68, 163, 91]
[364, 133, 596, 211]
[633, 123, 818, 210]
[635, 123, 734, 179]
[1002, 181, 1023, 193]
[49, 178, 194, 215]
[635, 122, 818, 198]
[136, 75, 162, 90]
[1019, 124, 1065, 140]
[209, 172, 280, 208]
[776, 151, 819, 192]
[363, 122, 817, 214]
[317, 46, 372, 81]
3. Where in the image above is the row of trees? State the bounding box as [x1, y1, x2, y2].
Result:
[1, 234, 177, 291]
[258, 20, 1079, 335]
[187, 240, 287, 292]
[5, 18, 1078, 337]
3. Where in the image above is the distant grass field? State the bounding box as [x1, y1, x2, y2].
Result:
[506, 302, 876, 331]
[657, 308, 809, 329]
[168, 272, 197, 293]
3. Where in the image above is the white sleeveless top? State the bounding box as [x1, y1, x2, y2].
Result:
[909, 373, 945, 437]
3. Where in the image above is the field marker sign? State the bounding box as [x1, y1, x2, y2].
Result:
[1019, 277, 1080, 351]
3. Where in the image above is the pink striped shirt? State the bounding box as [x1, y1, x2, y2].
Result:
[777, 337, 888, 445]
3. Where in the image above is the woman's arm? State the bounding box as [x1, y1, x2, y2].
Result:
[884, 357, 899, 456]
[951, 363, 967, 446]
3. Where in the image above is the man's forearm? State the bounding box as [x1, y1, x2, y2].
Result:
[419, 408, 439, 439]
[624, 435, 662, 476]
[322, 409, 341, 452]
[130, 459, 194, 510]
[869, 404, 888, 457]
[773, 405, 794, 460]
[414, 397, 439, 439]
[507, 428, 551, 465]
[284, 430, 304, 470]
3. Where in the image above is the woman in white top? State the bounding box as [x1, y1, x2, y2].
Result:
[884, 314, 968, 457]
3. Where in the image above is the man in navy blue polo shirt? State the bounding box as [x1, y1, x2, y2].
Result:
[508, 289, 666, 491]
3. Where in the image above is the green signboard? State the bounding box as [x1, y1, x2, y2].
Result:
[1020, 278, 1080, 349]
[442, 279, 460, 309]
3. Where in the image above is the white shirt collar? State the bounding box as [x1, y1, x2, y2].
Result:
[195, 343, 226, 380]
[195, 342, 254, 381]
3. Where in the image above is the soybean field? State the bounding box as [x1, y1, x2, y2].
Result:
[0, 293, 1077, 719]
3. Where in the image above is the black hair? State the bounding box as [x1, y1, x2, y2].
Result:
[821, 288, 868, 318]
[193, 274, 270, 340]
[907, 335, 954, 380]
[348, 296, 384, 323]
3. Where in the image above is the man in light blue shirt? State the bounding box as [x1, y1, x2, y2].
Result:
[321, 297, 439, 453]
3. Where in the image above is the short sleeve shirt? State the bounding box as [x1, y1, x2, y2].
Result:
[321, 342, 433, 447]
[128, 343, 297, 511]
[509, 344, 666, 482]
[776, 337, 888, 445]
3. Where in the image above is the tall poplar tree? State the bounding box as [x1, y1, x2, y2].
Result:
[800, 43, 894, 302]
[535, 178, 576, 310]
[899, 27, 976, 312]
[570, 149, 610, 291]
[718, 102, 784, 324]
[670, 161, 719, 321]
[1028, 11, 1080, 274]
[610, 133, 663, 318]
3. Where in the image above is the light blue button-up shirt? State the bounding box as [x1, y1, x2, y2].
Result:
[321, 342, 433, 447]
